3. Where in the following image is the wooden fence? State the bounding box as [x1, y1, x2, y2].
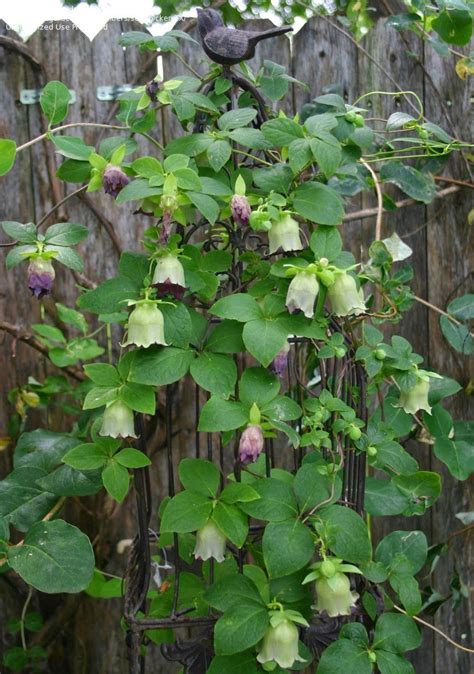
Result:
[0, 12, 472, 674]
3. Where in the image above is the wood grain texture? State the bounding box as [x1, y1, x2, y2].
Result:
[0, 15, 472, 674]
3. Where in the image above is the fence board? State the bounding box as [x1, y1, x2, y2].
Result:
[0, 15, 472, 674]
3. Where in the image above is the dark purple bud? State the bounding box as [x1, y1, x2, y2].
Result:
[145, 79, 160, 102]
[231, 194, 251, 227]
[103, 165, 130, 198]
[272, 342, 290, 378]
[239, 424, 264, 464]
[27, 258, 55, 299]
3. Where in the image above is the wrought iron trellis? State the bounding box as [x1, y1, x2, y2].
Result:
[123, 69, 368, 674]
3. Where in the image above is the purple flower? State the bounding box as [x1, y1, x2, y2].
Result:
[103, 165, 130, 198]
[145, 79, 160, 102]
[231, 194, 251, 227]
[27, 258, 55, 299]
[272, 342, 290, 378]
[239, 424, 264, 464]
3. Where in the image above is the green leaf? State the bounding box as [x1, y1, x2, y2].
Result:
[318, 504, 371, 564]
[179, 458, 220, 498]
[8, 520, 94, 593]
[293, 182, 344, 225]
[205, 573, 264, 611]
[446, 293, 474, 320]
[1, 221, 37, 243]
[372, 441, 419, 476]
[45, 245, 84, 272]
[51, 135, 94, 160]
[433, 437, 474, 480]
[165, 133, 213, 157]
[432, 9, 472, 46]
[381, 161, 436, 204]
[84, 363, 121, 387]
[40, 81, 72, 125]
[288, 138, 312, 173]
[310, 133, 342, 177]
[220, 482, 260, 505]
[243, 317, 288, 367]
[0, 139, 17, 176]
[62, 443, 108, 470]
[212, 501, 248, 548]
[56, 158, 91, 183]
[263, 518, 314, 578]
[119, 382, 156, 415]
[393, 471, 441, 514]
[190, 352, 237, 396]
[261, 118, 304, 146]
[0, 466, 57, 531]
[310, 226, 342, 261]
[206, 320, 245, 354]
[56, 303, 88, 334]
[49, 338, 104, 367]
[376, 651, 415, 674]
[317, 639, 372, 674]
[364, 478, 410, 516]
[160, 490, 213, 533]
[6, 244, 36, 269]
[240, 478, 298, 522]
[129, 346, 195, 386]
[375, 530, 427, 574]
[115, 178, 161, 203]
[440, 315, 473, 355]
[210, 294, 262, 322]
[293, 463, 340, 512]
[114, 448, 151, 468]
[207, 653, 259, 674]
[373, 613, 421, 653]
[214, 600, 269, 655]
[261, 395, 302, 422]
[239, 367, 280, 407]
[187, 191, 220, 224]
[32, 323, 66, 344]
[198, 397, 249, 433]
[390, 573, 422, 615]
[83, 386, 118, 410]
[218, 108, 258, 131]
[252, 163, 293, 194]
[44, 222, 89, 246]
[207, 140, 232, 172]
[102, 461, 130, 502]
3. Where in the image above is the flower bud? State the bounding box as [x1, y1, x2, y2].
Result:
[272, 342, 290, 378]
[99, 400, 137, 439]
[27, 258, 55, 299]
[367, 445, 378, 457]
[398, 377, 431, 415]
[239, 424, 264, 464]
[257, 619, 305, 670]
[103, 165, 130, 198]
[124, 302, 167, 349]
[374, 348, 386, 360]
[231, 194, 251, 227]
[145, 79, 160, 102]
[21, 391, 40, 407]
[285, 272, 319, 319]
[152, 255, 186, 300]
[318, 269, 335, 287]
[348, 425, 362, 441]
[327, 272, 366, 317]
[268, 214, 303, 255]
[193, 519, 226, 563]
[314, 572, 359, 617]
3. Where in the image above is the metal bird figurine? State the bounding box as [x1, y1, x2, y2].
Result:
[197, 8, 293, 66]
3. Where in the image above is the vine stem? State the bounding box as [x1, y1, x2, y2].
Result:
[16, 123, 129, 153]
[36, 186, 87, 228]
[413, 294, 474, 335]
[393, 604, 474, 654]
[20, 586, 33, 651]
[360, 160, 383, 240]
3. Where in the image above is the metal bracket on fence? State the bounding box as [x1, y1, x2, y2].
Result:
[20, 89, 76, 105]
[96, 84, 133, 101]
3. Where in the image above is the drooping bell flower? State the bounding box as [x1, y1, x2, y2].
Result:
[99, 400, 137, 439]
[272, 342, 290, 378]
[27, 257, 55, 299]
[152, 255, 186, 300]
[268, 213, 303, 255]
[327, 272, 366, 317]
[398, 376, 431, 415]
[239, 424, 264, 464]
[257, 619, 305, 670]
[103, 165, 130, 198]
[145, 79, 160, 102]
[313, 572, 359, 617]
[123, 301, 167, 349]
[193, 519, 226, 563]
[285, 272, 319, 319]
[231, 194, 251, 227]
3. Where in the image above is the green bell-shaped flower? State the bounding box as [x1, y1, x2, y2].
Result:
[399, 376, 431, 415]
[268, 213, 303, 255]
[123, 301, 167, 349]
[285, 272, 319, 318]
[193, 519, 226, 563]
[313, 572, 359, 617]
[327, 272, 366, 317]
[99, 400, 137, 439]
[257, 618, 305, 670]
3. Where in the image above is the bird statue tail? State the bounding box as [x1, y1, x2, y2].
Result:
[251, 25, 293, 44]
